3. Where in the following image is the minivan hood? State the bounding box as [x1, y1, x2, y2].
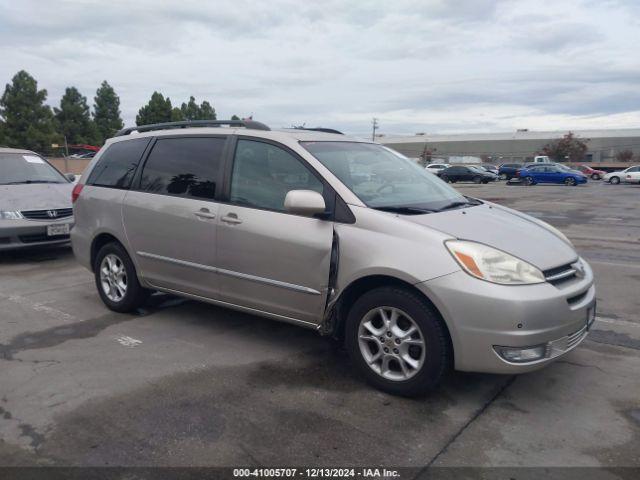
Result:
[0, 183, 73, 211]
[403, 203, 577, 271]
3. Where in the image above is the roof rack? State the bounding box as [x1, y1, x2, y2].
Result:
[114, 119, 271, 137]
[292, 127, 344, 135]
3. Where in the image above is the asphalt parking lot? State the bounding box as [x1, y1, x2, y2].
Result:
[1, 181, 639, 469]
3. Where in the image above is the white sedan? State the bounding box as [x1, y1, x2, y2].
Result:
[603, 165, 640, 184]
[425, 163, 450, 174]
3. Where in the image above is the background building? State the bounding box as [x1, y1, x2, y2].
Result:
[379, 128, 640, 164]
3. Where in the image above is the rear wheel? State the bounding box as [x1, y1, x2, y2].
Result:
[440, 175, 450, 183]
[591, 173, 600, 180]
[565, 177, 577, 186]
[94, 242, 149, 313]
[345, 286, 450, 397]
[500, 173, 508, 180]
[610, 176, 620, 185]
[523, 176, 534, 186]
[473, 176, 482, 184]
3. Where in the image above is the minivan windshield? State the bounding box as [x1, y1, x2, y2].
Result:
[0, 153, 68, 185]
[301, 142, 469, 212]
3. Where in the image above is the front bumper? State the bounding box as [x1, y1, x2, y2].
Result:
[417, 258, 596, 374]
[0, 217, 74, 251]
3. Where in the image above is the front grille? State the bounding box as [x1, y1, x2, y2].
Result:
[19, 233, 70, 244]
[546, 324, 588, 358]
[21, 208, 73, 220]
[544, 263, 577, 285]
[567, 325, 588, 350]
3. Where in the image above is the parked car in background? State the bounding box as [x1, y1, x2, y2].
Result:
[574, 165, 606, 180]
[479, 165, 498, 175]
[71, 119, 595, 396]
[603, 166, 640, 185]
[498, 163, 523, 180]
[517, 164, 587, 186]
[0, 147, 75, 250]
[439, 165, 497, 183]
[425, 163, 450, 174]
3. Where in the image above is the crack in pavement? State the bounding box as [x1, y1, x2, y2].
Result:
[414, 375, 517, 476]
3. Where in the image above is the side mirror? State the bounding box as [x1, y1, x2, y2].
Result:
[66, 173, 76, 182]
[284, 190, 326, 216]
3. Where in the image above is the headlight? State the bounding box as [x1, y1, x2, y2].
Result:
[445, 240, 545, 285]
[0, 211, 23, 220]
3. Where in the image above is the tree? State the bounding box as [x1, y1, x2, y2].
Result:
[0, 70, 57, 153]
[180, 96, 200, 120]
[54, 86, 99, 145]
[136, 92, 173, 126]
[541, 132, 589, 162]
[616, 149, 634, 162]
[93, 81, 123, 143]
[199, 100, 216, 120]
[171, 107, 185, 122]
[230, 114, 240, 121]
[179, 96, 217, 120]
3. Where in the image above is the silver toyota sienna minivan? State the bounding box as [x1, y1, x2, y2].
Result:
[71, 120, 596, 396]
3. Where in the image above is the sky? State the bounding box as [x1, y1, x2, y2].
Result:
[1, 0, 639, 136]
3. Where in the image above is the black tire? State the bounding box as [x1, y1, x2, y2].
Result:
[94, 242, 150, 313]
[523, 176, 534, 186]
[565, 177, 577, 186]
[610, 176, 620, 185]
[440, 175, 449, 183]
[345, 286, 450, 397]
[473, 176, 482, 184]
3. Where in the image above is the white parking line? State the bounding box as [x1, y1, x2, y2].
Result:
[2, 294, 77, 323]
[115, 335, 143, 347]
[595, 316, 639, 328]
[588, 260, 640, 269]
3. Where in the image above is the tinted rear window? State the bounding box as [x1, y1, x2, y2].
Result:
[87, 138, 150, 189]
[139, 137, 226, 199]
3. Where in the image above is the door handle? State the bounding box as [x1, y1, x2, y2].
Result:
[221, 213, 242, 225]
[194, 208, 216, 220]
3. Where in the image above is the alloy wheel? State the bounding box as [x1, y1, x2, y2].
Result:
[100, 254, 128, 302]
[358, 306, 426, 381]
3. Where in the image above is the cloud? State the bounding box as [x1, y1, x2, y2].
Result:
[0, 0, 638, 135]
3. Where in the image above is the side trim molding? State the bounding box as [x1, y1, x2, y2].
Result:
[137, 251, 321, 295]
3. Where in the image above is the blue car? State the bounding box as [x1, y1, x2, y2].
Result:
[517, 164, 588, 186]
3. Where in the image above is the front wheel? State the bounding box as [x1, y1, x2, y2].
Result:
[345, 286, 450, 397]
[500, 173, 508, 180]
[440, 175, 449, 183]
[94, 242, 150, 313]
[523, 176, 535, 186]
[610, 176, 620, 185]
[473, 176, 482, 184]
[591, 173, 600, 180]
[565, 177, 577, 186]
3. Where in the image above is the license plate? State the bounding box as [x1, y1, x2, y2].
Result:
[47, 223, 70, 237]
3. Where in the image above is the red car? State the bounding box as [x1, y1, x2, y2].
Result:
[575, 165, 606, 180]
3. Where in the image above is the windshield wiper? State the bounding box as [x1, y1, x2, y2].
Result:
[2, 180, 62, 185]
[434, 201, 472, 212]
[373, 206, 435, 215]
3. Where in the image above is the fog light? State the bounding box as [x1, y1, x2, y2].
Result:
[494, 345, 547, 363]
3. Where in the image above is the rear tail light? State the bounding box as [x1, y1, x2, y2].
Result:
[72, 183, 84, 203]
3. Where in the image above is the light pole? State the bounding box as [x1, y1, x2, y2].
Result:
[371, 118, 378, 141]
